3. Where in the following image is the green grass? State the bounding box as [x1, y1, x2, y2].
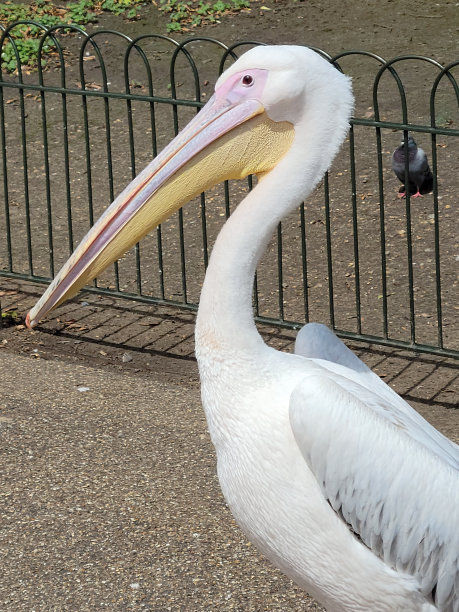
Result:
[0, 0, 254, 72]
[157, 0, 251, 32]
[0, 307, 19, 327]
[0, 0, 143, 72]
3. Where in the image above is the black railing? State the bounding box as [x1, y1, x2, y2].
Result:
[0, 22, 458, 358]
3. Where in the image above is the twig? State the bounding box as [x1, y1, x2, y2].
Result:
[407, 13, 443, 18]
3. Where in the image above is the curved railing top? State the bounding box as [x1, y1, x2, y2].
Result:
[0, 21, 458, 135]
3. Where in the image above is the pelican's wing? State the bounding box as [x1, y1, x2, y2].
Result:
[294, 323, 372, 373]
[294, 323, 458, 467]
[289, 371, 459, 609]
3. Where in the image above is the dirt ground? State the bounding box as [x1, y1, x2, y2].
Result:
[1, 0, 458, 352]
[1, 1, 458, 364]
[1, 0, 458, 399]
[0, 2, 458, 610]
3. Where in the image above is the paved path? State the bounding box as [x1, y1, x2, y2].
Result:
[0, 284, 457, 611]
[1, 352, 321, 611]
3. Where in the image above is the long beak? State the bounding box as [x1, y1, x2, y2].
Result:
[26, 91, 294, 328]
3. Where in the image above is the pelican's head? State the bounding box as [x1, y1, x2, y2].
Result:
[26, 45, 353, 328]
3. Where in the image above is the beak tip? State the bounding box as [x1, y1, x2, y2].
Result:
[25, 312, 36, 329]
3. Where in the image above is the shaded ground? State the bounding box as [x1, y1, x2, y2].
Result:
[0, 1, 458, 610]
[0, 281, 458, 611]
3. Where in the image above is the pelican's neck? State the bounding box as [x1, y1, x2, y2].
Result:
[195, 93, 351, 358]
[195, 149, 318, 355]
[196, 182, 283, 355]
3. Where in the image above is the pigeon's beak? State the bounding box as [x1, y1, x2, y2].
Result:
[26, 87, 294, 328]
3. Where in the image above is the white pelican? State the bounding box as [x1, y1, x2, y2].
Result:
[26, 46, 458, 611]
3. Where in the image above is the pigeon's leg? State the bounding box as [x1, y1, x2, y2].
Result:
[412, 190, 423, 198]
[398, 191, 406, 199]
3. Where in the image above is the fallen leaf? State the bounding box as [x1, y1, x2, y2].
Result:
[85, 82, 102, 90]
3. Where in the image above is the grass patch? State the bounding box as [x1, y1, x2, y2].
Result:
[0, 307, 20, 328]
[0, 0, 254, 72]
[0, 0, 143, 72]
[156, 0, 251, 33]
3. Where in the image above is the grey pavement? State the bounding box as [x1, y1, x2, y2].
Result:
[0, 285, 457, 611]
[1, 351, 322, 611]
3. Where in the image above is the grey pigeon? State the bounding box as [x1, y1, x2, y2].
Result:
[391, 135, 433, 198]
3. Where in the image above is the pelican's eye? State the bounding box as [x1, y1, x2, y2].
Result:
[242, 74, 254, 87]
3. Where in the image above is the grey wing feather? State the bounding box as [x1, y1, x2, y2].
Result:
[289, 371, 459, 610]
[415, 148, 434, 194]
[294, 322, 371, 373]
[295, 323, 458, 469]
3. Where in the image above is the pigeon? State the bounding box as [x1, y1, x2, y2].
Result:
[391, 135, 433, 198]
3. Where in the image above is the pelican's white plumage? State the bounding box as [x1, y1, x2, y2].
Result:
[27, 46, 458, 611]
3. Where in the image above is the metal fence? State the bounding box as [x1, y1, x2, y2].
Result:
[1, 22, 458, 358]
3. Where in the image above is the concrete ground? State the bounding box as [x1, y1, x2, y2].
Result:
[0, 285, 457, 611]
[0, 343, 322, 611]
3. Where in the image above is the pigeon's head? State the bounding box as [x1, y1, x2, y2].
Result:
[399, 135, 417, 149]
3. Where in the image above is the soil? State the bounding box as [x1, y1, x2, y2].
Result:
[1, 0, 458, 375]
[0, 3, 458, 609]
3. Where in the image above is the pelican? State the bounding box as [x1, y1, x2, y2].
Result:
[26, 46, 458, 611]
